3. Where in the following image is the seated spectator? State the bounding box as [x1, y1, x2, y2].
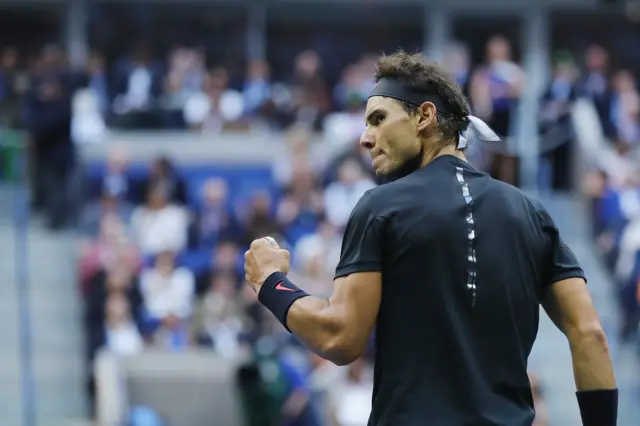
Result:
[294, 219, 342, 280]
[191, 177, 233, 248]
[306, 352, 343, 426]
[191, 273, 244, 357]
[101, 294, 144, 357]
[79, 188, 134, 237]
[324, 159, 376, 229]
[273, 126, 323, 187]
[277, 167, 325, 243]
[187, 67, 245, 133]
[130, 182, 189, 255]
[86, 267, 142, 360]
[243, 59, 272, 118]
[237, 190, 283, 247]
[328, 357, 374, 426]
[196, 239, 243, 295]
[139, 251, 194, 347]
[99, 146, 132, 200]
[78, 215, 132, 294]
[138, 155, 187, 205]
[111, 43, 164, 129]
[160, 45, 206, 129]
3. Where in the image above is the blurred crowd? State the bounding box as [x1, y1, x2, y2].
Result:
[0, 21, 638, 424]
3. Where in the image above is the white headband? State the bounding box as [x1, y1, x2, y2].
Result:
[457, 115, 501, 150]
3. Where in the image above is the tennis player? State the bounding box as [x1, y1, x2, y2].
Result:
[244, 51, 617, 426]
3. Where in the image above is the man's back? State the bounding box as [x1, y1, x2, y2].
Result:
[364, 155, 580, 426]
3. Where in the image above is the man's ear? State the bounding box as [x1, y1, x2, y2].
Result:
[417, 102, 437, 133]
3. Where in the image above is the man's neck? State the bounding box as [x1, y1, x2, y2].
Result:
[421, 144, 467, 168]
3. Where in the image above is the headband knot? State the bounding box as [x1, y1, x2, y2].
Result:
[369, 78, 501, 150]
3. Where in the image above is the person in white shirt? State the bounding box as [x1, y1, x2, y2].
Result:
[293, 220, 342, 279]
[327, 357, 374, 426]
[324, 159, 376, 229]
[139, 250, 195, 322]
[104, 294, 143, 357]
[130, 182, 188, 255]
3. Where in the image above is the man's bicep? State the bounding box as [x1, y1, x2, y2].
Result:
[329, 272, 382, 350]
[541, 277, 599, 337]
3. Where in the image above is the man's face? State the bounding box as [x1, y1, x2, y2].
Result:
[360, 96, 422, 177]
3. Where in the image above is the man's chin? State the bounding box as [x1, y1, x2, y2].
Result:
[376, 155, 423, 184]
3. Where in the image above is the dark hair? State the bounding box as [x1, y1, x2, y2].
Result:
[375, 51, 470, 144]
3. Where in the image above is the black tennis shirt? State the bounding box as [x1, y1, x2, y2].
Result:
[335, 155, 585, 426]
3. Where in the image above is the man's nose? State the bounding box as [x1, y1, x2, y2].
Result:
[360, 131, 374, 150]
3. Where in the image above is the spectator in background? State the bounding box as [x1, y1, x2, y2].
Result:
[25, 44, 76, 229]
[294, 219, 341, 280]
[140, 155, 187, 205]
[130, 182, 189, 255]
[100, 145, 132, 200]
[610, 69, 640, 145]
[161, 45, 206, 129]
[102, 294, 144, 357]
[112, 43, 164, 128]
[78, 215, 131, 294]
[443, 42, 471, 98]
[277, 167, 325, 242]
[243, 59, 272, 118]
[324, 159, 376, 229]
[195, 67, 245, 133]
[85, 51, 109, 119]
[196, 240, 242, 295]
[579, 44, 612, 135]
[191, 273, 244, 356]
[0, 46, 29, 127]
[191, 177, 232, 248]
[540, 51, 579, 127]
[470, 35, 523, 138]
[273, 126, 321, 187]
[80, 188, 134, 237]
[306, 352, 342, 426]
[238, 190, 283, 247]
[539, 51, 579, 190]
[86, 267, 143, 359]
[291, 50, 330, 131]
[139, 250, 194, 348]
[328, 357, 374, 426]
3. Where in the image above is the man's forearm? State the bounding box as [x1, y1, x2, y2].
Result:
[569, 327, 616, 390]
[286, 296, 354, 365]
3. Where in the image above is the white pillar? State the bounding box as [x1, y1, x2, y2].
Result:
[246, 2, 267, 62]
[65, 0, 88, 68]
[517, 5, 549, 192]
[424, 3, 451, 62]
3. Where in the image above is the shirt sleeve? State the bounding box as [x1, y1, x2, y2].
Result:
[538, 205, 587, 285]
[335, 191, 385, 279]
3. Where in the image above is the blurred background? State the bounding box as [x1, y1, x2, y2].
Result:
[0, 0, 638, 425]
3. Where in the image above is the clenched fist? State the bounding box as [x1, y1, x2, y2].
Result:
[244, 237, 291, 293]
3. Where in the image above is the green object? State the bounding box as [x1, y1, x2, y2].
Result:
[0, 129, 25, 183]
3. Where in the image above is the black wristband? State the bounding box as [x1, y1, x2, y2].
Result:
[576, 389, 618, 426]
[258, 272, 309, 332]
